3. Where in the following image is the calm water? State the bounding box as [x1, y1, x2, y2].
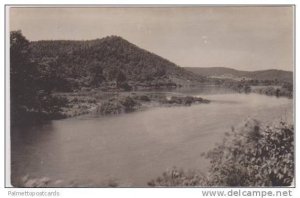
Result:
[11, 91, 293, 187]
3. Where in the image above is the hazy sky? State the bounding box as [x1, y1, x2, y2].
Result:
[9, 6, 294, 71]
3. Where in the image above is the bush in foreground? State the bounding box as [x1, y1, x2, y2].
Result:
[149, 120, 294, 187]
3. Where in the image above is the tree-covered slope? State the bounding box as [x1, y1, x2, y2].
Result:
[30, 36, 206, 91]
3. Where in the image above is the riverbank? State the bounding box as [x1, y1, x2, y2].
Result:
[53, 83, 292, 119]
[13, 84, 292, 127]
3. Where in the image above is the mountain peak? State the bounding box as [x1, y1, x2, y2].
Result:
[101, 35, 128, 43]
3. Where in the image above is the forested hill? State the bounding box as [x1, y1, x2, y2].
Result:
[29, 36, 206, 91]
[185, 67, 293, 83]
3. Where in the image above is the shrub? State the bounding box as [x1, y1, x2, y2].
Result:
[162, 96, 209, 106]
[119, 96, 139, 112]
[136, 95, 151, 102]
[205, 120, 294, 186]
[149, 120, 294, 187]
[97, 100, 123, 115]
[97, 96, 140, 115]
[183, 96, 194, 105]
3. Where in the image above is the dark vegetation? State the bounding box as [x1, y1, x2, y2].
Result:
[96, 94, 210, 115]
[149, 120, 294, 187]
[97, 96, 141, 115]
[10, 31, 67, 126]
[161, 96, 210, 106]
[251, 84, 293, 98]
[29, 35, 206, 92]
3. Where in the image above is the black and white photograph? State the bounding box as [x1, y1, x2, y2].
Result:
[7, 5, 294, 188]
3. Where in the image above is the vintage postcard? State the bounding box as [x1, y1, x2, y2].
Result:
[7, 5, 294, 187]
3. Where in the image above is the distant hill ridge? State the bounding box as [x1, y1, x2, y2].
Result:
[185, 67, 293, 83]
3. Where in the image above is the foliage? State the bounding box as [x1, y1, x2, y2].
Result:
[119, 96, 139, 112]
[205, 120, 294, 186]
[97, 100, 124, 115]
[251, 85, 293, 98]
[97, 96, 140, 115]
[10, 31, 40, 116]
[88, 62, 105, 88]
[29, 36, 205, 90]
[10, 31, 67, 125]
[162, 96, 210, 106]
[149, 120, 294, 187]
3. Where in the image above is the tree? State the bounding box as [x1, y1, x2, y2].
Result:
[116, 70, 126, 84]
[10, 31, 66, 125]
[116, 70, 127, 87]
[88, 62, 105, 87]
[10, 31, 40, 118]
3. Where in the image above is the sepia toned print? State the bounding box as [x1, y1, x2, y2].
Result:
[9, 6, 294, 187]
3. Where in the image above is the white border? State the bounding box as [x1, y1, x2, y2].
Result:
[4, 5, 10, 189]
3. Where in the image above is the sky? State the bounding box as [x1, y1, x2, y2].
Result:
[9, 6, 294, 71]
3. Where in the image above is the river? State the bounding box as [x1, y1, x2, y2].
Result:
[11, 90, 293, 187]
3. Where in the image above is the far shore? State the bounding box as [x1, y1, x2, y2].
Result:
[53, 83, 292, 120]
